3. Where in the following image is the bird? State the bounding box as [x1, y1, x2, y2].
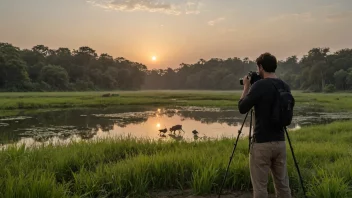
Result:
[169, 125, 184, 134]
[159, 128, 167, 134]
[192, 130, 199, 135]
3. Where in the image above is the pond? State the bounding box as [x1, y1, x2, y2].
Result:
[1, 106, 352, 148]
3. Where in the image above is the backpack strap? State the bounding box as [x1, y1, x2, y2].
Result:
[270, 80, 279, 92]
[269, 78, 285, 91]
[268, 79, 284, 128]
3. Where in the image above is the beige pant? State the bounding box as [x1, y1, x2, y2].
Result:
[249, 141, 291, 198]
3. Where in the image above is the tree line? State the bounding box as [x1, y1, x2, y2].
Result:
[0, 43, 147, 91]
[143, 48, 352, 92]
[1, 42, 352, 92]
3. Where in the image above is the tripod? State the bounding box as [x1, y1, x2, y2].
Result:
[218, 109, 253, 198]
[218, 110, 307, 198]
[284, 126, 307, 198]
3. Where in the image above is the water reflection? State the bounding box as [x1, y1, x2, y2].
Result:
[0, 106, 351, 148]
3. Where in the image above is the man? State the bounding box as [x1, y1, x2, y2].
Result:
[238, 53, 292, 198]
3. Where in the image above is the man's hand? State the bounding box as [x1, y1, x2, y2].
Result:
[240, 75, 250, 100]
[243, 75, 251, 90]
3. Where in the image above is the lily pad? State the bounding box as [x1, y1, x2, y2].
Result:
[0, 116, 32, 121]
[0, 123, 9, 127]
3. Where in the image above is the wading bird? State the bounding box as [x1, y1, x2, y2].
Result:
[170, 125, 184, 134]
[158, 128, 167, 134]
[192, 130, 199, 135]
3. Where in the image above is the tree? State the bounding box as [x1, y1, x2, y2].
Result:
[101, 67, 119, 89]
[2, 42, 352, 92]
[0, 43, 30, 90]
[40, 65, 69, 90]
[334, 70, 348, 90]
[344, 68, 352, 90]
[300, 48, 330, 91]
[347, 71, 352, 90]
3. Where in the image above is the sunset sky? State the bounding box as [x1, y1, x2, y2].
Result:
[1, 0, 352, 69]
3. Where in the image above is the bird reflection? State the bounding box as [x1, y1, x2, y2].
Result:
[192, 130, 199, 140]
[168, 134, 184, 141]
[193, 134, 199, 140]
[79, 129, 98, 139]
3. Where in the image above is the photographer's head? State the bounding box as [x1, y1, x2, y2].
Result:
[256, 53, 277, 78]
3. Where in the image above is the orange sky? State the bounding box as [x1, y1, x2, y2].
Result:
[1, 0, 352, 69]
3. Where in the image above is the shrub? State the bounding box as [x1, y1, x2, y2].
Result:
[323, 84, 336, 93]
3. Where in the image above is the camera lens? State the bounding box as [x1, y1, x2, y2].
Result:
[239, 78, 243, 85]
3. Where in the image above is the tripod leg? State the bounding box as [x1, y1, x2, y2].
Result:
[248, 109, 253, 153]
[285, 127, 307, 198]
[218, 111, 249, 198]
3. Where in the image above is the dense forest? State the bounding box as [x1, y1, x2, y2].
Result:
[143, 48, 352, 92]
[0, 42, 147, 91]
[1, 42, 352, 92]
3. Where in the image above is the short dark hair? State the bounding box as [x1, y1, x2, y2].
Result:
[256, 52, 277, 72]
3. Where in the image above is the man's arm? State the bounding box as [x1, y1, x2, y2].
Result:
[240, 87, 250, 100]
[238, 82, 261, 114]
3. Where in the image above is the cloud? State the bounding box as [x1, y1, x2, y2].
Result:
[87, 0, 202, 15]
[185, 1, 202, 15]
[268, 12, 315, 23]
[208, 17, 225, 26]
[326, 11, 352, 22]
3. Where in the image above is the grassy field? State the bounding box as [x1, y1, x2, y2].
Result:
[0, 91, 351, 116]
[0, 121, 351, 198]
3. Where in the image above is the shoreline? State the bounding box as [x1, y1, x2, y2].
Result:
[0, 121, 351, 197]
[1, 91, 352, 117]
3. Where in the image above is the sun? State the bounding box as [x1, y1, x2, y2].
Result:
[152, 56, 157, 61]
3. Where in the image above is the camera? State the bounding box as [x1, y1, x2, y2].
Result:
[239, 71, 262, 85]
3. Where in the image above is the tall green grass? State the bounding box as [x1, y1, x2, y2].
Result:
[0, 121, 351, 197]
[0, 91, 352, 114]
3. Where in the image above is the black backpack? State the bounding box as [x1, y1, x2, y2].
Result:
[270, 79, 295, 127]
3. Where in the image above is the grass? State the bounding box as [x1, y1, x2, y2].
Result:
[0, 121, 351, 197]
[0, 90, 352, 116]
